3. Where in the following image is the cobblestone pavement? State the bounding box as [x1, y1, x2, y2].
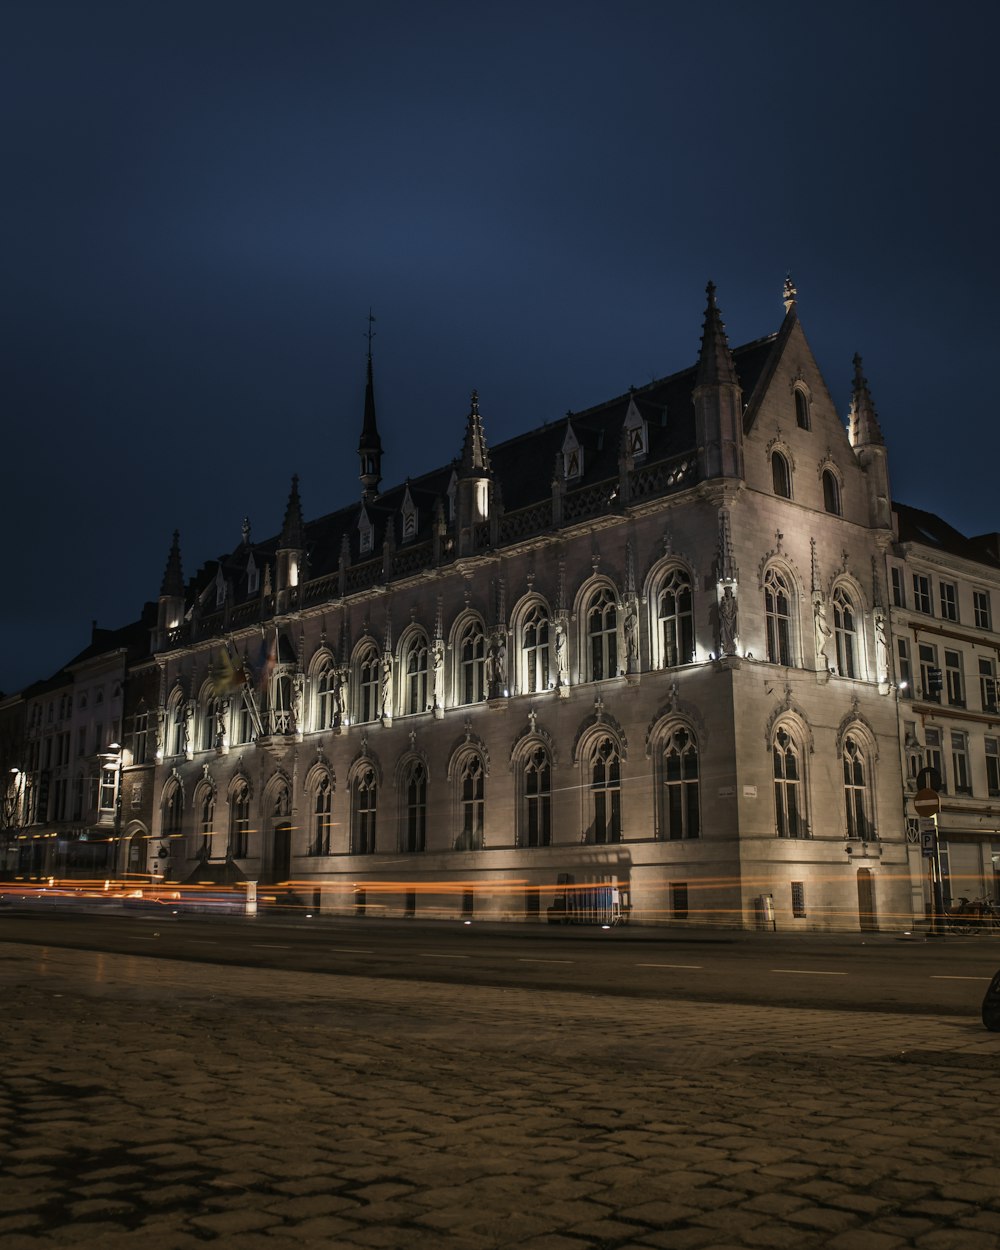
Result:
[2, 940, 1000, 1250]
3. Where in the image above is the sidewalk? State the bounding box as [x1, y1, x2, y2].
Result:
[2, 940, 1000, 1249]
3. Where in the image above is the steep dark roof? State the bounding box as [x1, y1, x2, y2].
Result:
[894, 502, 1000, 570]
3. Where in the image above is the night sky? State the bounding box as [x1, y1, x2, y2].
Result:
[3, 1, 997, 696]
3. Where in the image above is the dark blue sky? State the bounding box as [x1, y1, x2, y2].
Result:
[2, 1, 996, 695]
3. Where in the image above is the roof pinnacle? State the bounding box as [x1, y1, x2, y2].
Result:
[696, 281, 738, 388]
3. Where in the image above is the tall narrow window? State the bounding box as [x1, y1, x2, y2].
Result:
[974, 590, 992, 630]
[794, 390, 810, 429]
[403, 634, 429, 715]
[163, 783, 183, 842]
[198, 788, 214, 856]
[939, 581, 958, 622]
[925, 728, 945, 791]
[980, 658, 998, 712]
[951, 731, 971, 794]
[457, 755, 485, 850]
[316, 662, 337, 730]
[832, 587, 857, 678]
[230, 782, 250, 858]
[312, 775, 332, 855]
[771, 451, 791, 498]
[201, 697, 218, 752]
[918, 643, 939, 701]
[587, 588, 618, 681]
[843, 736, 871, 839]
[522, 606, 550, 693]
[459, 621, 486, 704]
[590, 737, 621, 844]
[658, 569, 693, 668]
[986, 739, 1000, 797]
[822, 469, 841, 515]
[773, 728, 806, 838]
[358, 646, 380, 723]
[352, 766, 377, 854]
[891, 567, 905, 608]
[522, 748, 551, 847]
[764, 568, 792, 666]
[661, 727, 700, 840]
[945, 650, 965, 707]
[912, 574, 932, 614]
[897, 638, 912, 696]
[403, 761, 426, 852]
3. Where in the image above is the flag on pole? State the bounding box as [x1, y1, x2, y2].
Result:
[211, 646, 247, 697]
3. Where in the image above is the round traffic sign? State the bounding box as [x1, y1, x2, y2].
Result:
[914, 787, 940, 817]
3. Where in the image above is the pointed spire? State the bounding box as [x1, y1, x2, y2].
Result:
[459, 390, 491, 477]
[160, 530, 183, 597]
[279, 474, 304, 549]
[358, 313, 383, 501]
[696, 282, 739, 388]
[848, 353, 884, 447]
[783, 273, 797, 314]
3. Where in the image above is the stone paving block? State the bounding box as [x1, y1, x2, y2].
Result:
[190, 1207, 284, 1234]
[826, 1232, 908, 1250]
[913, 1232, 1000, 1250]
[786, 1204, 860, 1233]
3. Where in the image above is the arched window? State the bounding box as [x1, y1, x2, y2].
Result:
[794, 389, 810, 430]
[521, 747, 551, 847]
[661, 727, 699, 840]
[200, 695, 218, 752]
[522, 605, 550, 694]
[163, 781, 183, 842]
[764, 568, 793, 666]
[402, 633, 429, 716]
[402, 760, 426, 852]
[229, 780, 250, 858]
[833, 586, 858, 678]
[822, 469, 841, 515]
[773, 728, 807, 838]
[587, 587, 618, 681]
[589, 737, 621, 844]
[166, 694, 185, 757]
[657, 568, 694, 668]
[231, 691, 252, 745]
[459, 620, 486, 705]
[843, 735, 872, 840]
[311, 774, 333, 856]
[356, 644, 381, 724]
[315, 660, 337, 731]
[196, 786, 214, 856]
[456, 754, 485, 850]
[351, 766, 377, 854]
[771, 451, 791, 498]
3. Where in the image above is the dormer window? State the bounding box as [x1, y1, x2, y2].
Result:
[401, 486, 418, 544]
[623, 398, 647, 459]
[358, 506, 373, 556]
[562, 422, 583, 480]
[247, 553, 259, 595]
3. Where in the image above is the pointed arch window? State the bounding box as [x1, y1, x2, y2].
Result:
[661, 727, 700, 840]
[351, 766, 377, 855]
[230, 780, 250, 858]
[794, 389, 811, 430]
[833, 586, 858, 678]
[403, 633, 429, 716]
[522, 605, 550, 693]
[589, 737, 622, 844]
[773, 728, 807, 838]
[166, 695, 185, 757]
[402, 760, 427, 852]
[764, 568, 793, 666]
[231, 691, 252, 745]
[521, 747, 551, 848]
[315, 660, 337, 731]
[587, 587, 618, 681]
[771, 451, 791, 498]
[658, 569, 694, 668]
[459, 620, 486, 705]
[200, 696, 219, 752]
[456, 754, 485, 851]
[163, 781, 183, 841]
[197, 787, 214, 857]
[843, 736, 872, 840]
[822, 469, 841, 515]
[357, 645, 381, 724]
[311, 774, 333, 856]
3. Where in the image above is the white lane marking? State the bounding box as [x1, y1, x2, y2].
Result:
[420, 953, 470, 959]
[517, 957, 573, 964]
[637, 962, 703, 969]
[253, 944, 292, 949]
[327, 947, 375, 954]
[770, 969, 847, 976]
[931, 974, 992, 981]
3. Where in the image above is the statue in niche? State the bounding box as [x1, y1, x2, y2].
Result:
[719, 586, 738, 655]
[380, 654, 393, 719]
[874, 611, 888, 683]
[291, 672, 304, 730]
[624, 607, 639, 672]
[333, 666, 348, 721]
[431, 643, 445, 709]
[814, 595, 832, 668]
[554, 619, 569, 685]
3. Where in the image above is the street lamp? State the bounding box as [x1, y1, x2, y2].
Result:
[105, 742, 126, 880]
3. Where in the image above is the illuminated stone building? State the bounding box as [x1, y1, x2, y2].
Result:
[139, 281, 914, 930]
[887, 507, 1000, 911]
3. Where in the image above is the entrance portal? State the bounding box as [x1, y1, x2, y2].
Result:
[271, 822, 291, 884]
[857, 867, 878, 931]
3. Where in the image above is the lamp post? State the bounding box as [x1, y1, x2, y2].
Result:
[105, 742, 125, 881]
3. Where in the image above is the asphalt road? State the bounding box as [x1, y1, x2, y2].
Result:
[3, 901, 999, 1018]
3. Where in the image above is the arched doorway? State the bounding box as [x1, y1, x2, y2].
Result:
[123, 824, 148, 882]
[857, 868, 878, 931]
[271, 822, 291, 884]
